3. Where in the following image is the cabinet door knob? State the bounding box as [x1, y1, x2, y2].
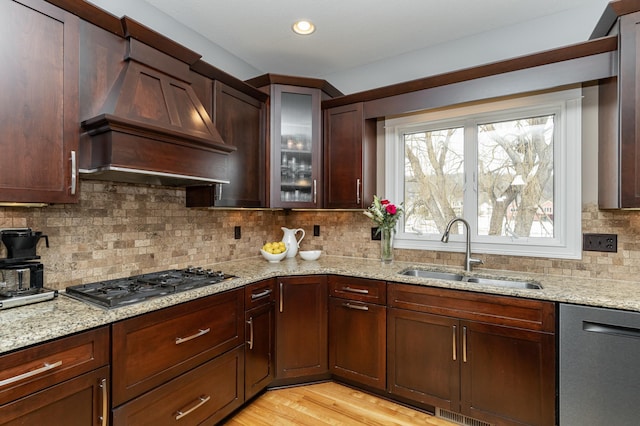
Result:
[356, 178, 361, 205]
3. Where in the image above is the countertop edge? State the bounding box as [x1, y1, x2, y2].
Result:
[2, 255, 638, 355]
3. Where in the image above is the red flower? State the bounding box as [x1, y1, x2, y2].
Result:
[380, 199, 390, 205]
[385, 204, 397, 215]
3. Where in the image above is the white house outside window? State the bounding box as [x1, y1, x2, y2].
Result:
[384, 89, 582, 259]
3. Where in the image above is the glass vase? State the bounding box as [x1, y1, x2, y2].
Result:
[380, 227, 394, 263]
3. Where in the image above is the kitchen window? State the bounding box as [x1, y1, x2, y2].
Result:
[384, 88, 581, 259]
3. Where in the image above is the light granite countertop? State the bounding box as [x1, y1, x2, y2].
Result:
[2, 255, 639, 355]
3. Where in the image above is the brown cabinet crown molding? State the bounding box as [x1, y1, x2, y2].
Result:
[46, 0, 123, 36]
[120, 16, 202, 66]
[322, 36, 618, 109]
[192, 60, 268, 102]
[246, 73, 343, 98]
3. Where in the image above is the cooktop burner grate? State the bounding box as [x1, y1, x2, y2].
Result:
[65, 268, 234, 308]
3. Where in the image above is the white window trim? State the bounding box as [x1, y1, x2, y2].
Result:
[384, 88, 582, 259]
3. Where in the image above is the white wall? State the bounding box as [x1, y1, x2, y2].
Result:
[86, 0, 609, 93]
[323, 1, 610, 93]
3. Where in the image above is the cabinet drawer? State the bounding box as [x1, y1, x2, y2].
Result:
[328, 276, 386, 304]
[388, 283, 555, 332]
[0, 366, 109, 426]
[112, 346, 244, 426]
[0, 326, 109, 405]
[244, 278, 276, 309]
[112, 289, 244, 406]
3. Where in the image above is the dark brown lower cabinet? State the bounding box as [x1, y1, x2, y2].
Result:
[244, 279, 276, 400]
[328, 276, 386, 391]
[112, 346, 244, 425]
[387, 283, 556, 426]
[460, 320, 556, 426]
[0, 366, 109, 426]
[387, 308, 460, 409]
[274, 275, 328, 383]
[329, 298, 386, 390]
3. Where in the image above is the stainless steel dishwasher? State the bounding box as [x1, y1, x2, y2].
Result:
[560, 303, 640, 425]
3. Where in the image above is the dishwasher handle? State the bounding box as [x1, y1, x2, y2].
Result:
[583, 321, 640, 339]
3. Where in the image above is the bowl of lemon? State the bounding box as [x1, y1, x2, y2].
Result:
[260, 241, 288, 263]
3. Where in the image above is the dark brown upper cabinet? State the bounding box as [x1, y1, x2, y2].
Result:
[0, 0, 79, 204]
[599, 8, 640, 208]
[186, 79, 267, 207]
[246, 74, 342, 209]
[323, 103, 377, 209]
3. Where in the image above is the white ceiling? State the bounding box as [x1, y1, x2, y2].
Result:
[87, 0, 610, 93]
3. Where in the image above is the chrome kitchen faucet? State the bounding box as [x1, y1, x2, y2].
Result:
[441, 217, 483, 272]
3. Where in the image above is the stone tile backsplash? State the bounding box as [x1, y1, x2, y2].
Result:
[0, 181, 637, 289]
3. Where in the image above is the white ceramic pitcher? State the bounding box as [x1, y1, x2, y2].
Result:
[281, 227, 305, 258]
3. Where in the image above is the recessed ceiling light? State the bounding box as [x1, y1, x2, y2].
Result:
[292, 20, 315, 35]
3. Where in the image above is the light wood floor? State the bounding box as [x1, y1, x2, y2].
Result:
[224, 382, 457, 426]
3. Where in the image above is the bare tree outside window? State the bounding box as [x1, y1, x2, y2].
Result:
[404, 127, 464, 235]
[403, 115, 554, 238]
[477, 115, 554, 238]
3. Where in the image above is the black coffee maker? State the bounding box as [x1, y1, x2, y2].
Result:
[1, 228, 49, 259]
[0, 228, 56, 309]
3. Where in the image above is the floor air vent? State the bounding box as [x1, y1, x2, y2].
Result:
[436, 408, 493, 426]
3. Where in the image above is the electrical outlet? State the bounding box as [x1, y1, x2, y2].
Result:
[371, 227, 381, 241]
[313, 225, 320, 236]
[234, 226, 241, 240]
[583, 233, 617, 252]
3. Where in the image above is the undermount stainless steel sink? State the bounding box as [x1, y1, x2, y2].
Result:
[399, 269, 464, 281]
[462, 276, 542, 290]
[398, 269, 542, 290]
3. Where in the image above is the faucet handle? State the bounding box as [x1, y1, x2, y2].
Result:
[469, 257, 483, 266]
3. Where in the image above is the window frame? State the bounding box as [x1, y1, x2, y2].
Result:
[384, 88, 582, 259]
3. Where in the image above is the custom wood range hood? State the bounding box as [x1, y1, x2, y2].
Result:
[80, 18, 236, 187]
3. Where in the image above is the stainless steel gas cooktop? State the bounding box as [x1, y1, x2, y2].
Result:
[65, 266, 234, 308]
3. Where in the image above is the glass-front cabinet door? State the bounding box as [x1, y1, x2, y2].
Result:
[271, 85, 322, 208]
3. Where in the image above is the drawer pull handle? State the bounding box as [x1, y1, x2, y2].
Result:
[175, 328, 210, 345]
[175, 395, 211, 420]
[0, 360, 63, 387]
[462, 326, 468, 363]
[70, 151, 77, 195]
[342, 286, 369, 295]
[99, 378, 107, 426]
[343, 302, 369, 311]
[452, 325, 457, 361]
[251, 289, 272, 300]
[279, 282, 284, 313]
[247, 317, 254, 350]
